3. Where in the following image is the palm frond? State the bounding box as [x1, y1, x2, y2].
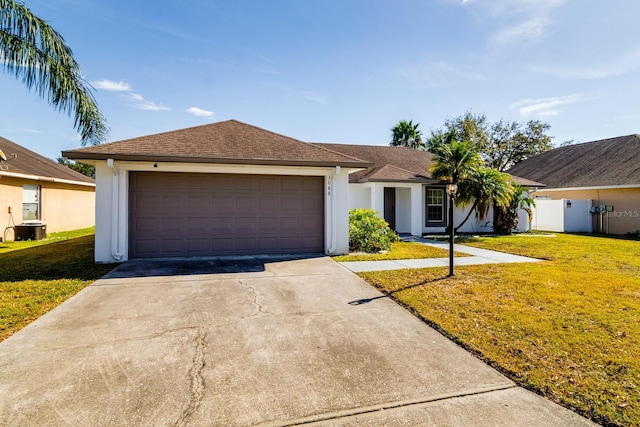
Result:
[0, 0, 108, 145]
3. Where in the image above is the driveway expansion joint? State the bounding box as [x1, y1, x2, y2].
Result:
[254, 383, 518, 426]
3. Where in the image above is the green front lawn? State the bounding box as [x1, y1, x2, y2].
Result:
[359, 233, 639, 427]
[333, 241, 467, 262]
[0, 231, 116, 342]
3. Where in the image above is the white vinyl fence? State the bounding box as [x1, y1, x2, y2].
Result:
[533, 199, 592, 232]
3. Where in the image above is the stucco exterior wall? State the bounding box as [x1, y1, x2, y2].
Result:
[533, 187, 640, 234]
[350, 182, 533, 236]
[348, 185, 371, 210]
[94, 160, 352, 263]
[40, 183, 95, 233]
[0, 176, 94, 240]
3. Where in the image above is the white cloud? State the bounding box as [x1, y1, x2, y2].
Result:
[0, 127, 41, 133]
[92, 78, 170, 111]
[128, 93, 144, 101]
[135, 100, 170, 111]
[491, 18, 550, 47]
[510, 93, 588, 117]
[463, 0, 566, 48]
[398, 59, 485, 88]
[187, 107, 214, 117]
[301, 91, 328, 105]
[120, 92, 170, 111]
[91, 79, 132, 92]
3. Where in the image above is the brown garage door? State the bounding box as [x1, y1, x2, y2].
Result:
[129, 172, 324, 258]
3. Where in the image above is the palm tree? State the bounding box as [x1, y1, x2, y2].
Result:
[455, 168, 514, 232]
[1, 0, 108, 145]
[493, 184, 535, 234]
[390, 120, 424, 149]
[429, 138, 483, 184]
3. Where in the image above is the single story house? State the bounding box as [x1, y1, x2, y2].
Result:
[63, 120, 369, 262]
[508, 134, 640, 235]
[0, 136, 95, 241]
[63, 120, 540, 263]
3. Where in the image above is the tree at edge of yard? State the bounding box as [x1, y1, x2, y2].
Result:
[0, 0, 108, 146]
[390, 120, 425, 149]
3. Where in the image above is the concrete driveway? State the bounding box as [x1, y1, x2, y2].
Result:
[0, 256, 594, 426]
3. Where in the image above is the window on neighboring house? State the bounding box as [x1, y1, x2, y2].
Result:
[23, 184, 40, 221]
[426, 188, 445, 224]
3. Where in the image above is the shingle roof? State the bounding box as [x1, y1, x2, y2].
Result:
[62, 120, 369, 168]
[508, 134, 640, 188]
[0, 136, 94, 185]
[313, 143, 439, 183]
[315, 143, 542, 187]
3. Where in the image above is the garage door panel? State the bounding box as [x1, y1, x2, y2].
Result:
[281, 178, 301, 191]
[281, 217, 300, 230]
[235, 237, 257, 251]
[258, 237, 279, 250]
[236, 196, 256, 210]
[301, 236, 323, 249]
[259, 177, 279, 191]
[131, 194, 159, 211]
[302, 196, 323, 211]
[280, 237, 300, 249]
[211, 238, 233, 252]
[212, 195, 233, 211]
[187, 196, 211, 211]
[162, 217, 185, 232]
[129, 172, 324, 258]
[135, 217, 160, 232]
[281, 197, 300, 210]
[187, 238, 209, 253]
[212, 217, 233, 231]
[161, 239, 184, 253]
[236, 176, 256, 190]
[236, 217, 256, 233]
[162, 175, 188, 190]
[162, 195, 187, 211]
[187, 217, 209, 232]
[259, 196, 279, 211]
[303, 179, 323, 191]
[187, 174, 211, 189]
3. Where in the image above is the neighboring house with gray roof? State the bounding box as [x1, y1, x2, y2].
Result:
[316, 143, 540, 236]
[508, 135, 640, 234]
[0, 136, 95, 241]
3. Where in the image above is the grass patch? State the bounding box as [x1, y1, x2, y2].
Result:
[0, 233, 116, 342]
[333, 241, 467, 262]
[359, 233, 639, 426]
[0, 226, 97, 254]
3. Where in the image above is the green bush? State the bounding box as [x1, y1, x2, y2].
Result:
[348, 208, 399, 253]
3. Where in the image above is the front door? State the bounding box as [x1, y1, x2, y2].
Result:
[384, 187, 396, 231]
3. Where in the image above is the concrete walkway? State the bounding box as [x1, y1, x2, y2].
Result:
[339, 236, 542, 273]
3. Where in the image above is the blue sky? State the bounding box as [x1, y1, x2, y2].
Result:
[2, 0, 640, 160]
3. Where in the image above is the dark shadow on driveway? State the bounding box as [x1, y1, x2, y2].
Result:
[103, 253, 325, 279]
[348, 275, 448, 305]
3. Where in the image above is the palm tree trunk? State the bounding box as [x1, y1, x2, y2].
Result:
[454, 201, 478, 233]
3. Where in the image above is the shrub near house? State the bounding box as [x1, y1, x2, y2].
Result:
[348, 209, 399, 253]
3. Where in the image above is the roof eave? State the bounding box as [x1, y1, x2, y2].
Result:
[352, 178, 440, 184]
[61, 152, 372, 169]
[0, 170, 95, 187]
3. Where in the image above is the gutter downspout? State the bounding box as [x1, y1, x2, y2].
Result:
[327, 166, 340, 254]
[107, 159, 123, 261]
